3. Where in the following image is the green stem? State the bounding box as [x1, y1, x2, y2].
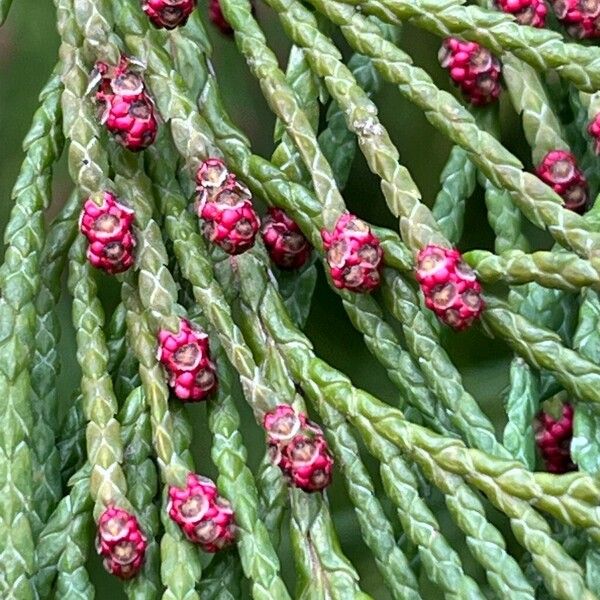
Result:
[464, 249, 600, 292]
[207, 353, 295, 600]
[119, 387, 160, 599]
[57, 394, 87, 487]
[483, 177, 529, 255]
[272, 44, 320, 185]
[483, 296, 600, 407]
[256, 455, 287, 549]
[431, 146, 476, 245]
[0, 69, 64, 597]
[318, 21, 400, 190]
[197, 552, 243, 600]
[68, 237, 130, 516]
[571, 289, 600, 475]
[34, 465, 93, 598]
[502, 56, 568, 165]
[341, 291, 455, 435]
[31, 189, 80, 543]
[503, 358, 538, 470]
[106, 303, 128, 376]
[269, 42, 319, 329]
[57, 0, 110, 197]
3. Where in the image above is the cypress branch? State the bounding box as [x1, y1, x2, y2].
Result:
[0, 70, 64, 598]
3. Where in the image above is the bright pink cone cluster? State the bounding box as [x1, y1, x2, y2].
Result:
[142, 0, 197, 29]
[495, 0, 547, 25]
[415, 245, 484, 331]
[551, 0, 600, 38]
[97, 507, 147, 580]
[94, 58, 158, 152]
[79, 192, 136, 274]
[588, 114, 600, 155]
[264, 404, 334, 493]
[157, 319, 217, 401]
[196, 158, 260, 255]
[321, 213, 383, 293]
[536, 150, 588, 214]
[535, 403, 576, 473]
[167, 473, 236, 552]
[438, 38, 502, 105]
[261, 207, 311, 270]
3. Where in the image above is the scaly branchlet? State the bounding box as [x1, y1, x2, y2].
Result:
[5, 0, 600, 595]
[68, 237, 130, 516]
[0, 69, 64, 598]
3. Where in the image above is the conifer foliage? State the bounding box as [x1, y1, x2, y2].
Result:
[3, 0, 600, 597]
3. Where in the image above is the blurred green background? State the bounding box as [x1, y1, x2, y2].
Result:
[0, 1, 527, 597]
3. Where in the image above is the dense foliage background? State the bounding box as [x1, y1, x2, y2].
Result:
[0, 1, 539, 596]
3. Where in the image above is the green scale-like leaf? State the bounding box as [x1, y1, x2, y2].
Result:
[572, 289, 600, 475]
[431, 146, 476, 245]
[0, 70, 64, 598]
[483, 297, 600, 407]
[119, 387, 160, 599]
[319, 21, 400, 191]
[68, 238, 130, 515]
[464, 249, 600, 292]
[30, 190, 79, 540]
[572, 289, 600, 600]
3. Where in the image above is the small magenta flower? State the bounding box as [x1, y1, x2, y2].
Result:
[415, 245, 484, 331]
[167, 473, 236, 552]
[262, 208, 311, 270]
[157, 319, 218, 401]
[196, 157, 231, 190]
[495, 0, 547, 26]
[535, 403, 576, 474]
[263, 404, 334, 493]
[438, 38, 502, 105]
[536, 150, 588, 214]
[209, 0, 233, 35]
[588, 114, 600, 156]
[321, 213, 383, 293]
[551, 0, 600, 38]
[141, 0, 197, 29]
[79, 192, 136, 275]
[196, 159, 260, 255]
[94, 58, 158, 152]
[97, 506, 147, 580]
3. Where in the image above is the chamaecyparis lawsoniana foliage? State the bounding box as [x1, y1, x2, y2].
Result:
[8, 0, 600, 597]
